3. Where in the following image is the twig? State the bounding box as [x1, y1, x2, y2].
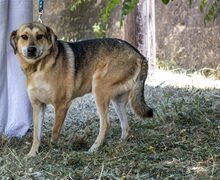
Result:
[127, 166, 134, 177]
[211, 155, 216, 176]
[206, 92, 220, 98]
[105, 153, 136, 162]
[121, 147, 129, 161]
[9, 148, 23, 167]
[98, 163, 104, 180]
[69, 173, 74, 180]
[38, 150, 51, 163]
[43, 170, 56, 177]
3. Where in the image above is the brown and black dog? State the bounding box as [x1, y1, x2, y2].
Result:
[10, 22, 153, 157]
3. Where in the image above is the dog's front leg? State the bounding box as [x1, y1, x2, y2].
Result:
[51, 103, 69, 144]
[27, 103, 45, 157]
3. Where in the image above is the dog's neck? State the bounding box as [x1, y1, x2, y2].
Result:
[17, 53, 55, 76]
[17, 46, 59, 76]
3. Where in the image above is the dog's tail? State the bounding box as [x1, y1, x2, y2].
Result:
[129, 58, 153, 118]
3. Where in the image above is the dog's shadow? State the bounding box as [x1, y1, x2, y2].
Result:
[41, 94, 129, 152]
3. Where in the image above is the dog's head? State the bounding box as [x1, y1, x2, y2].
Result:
[10, 22, 57, 64]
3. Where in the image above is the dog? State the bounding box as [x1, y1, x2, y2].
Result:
[10, 22, 153, 157]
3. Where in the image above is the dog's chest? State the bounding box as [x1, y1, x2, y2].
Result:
[28, 72, 53, 104]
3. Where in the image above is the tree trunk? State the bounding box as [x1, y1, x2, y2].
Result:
[122, 8, 138, 48]
[123, 0, 156, 76]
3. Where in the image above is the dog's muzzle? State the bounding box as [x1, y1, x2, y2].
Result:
[23, 46, 43, 59]
[27, 46, 37, 58]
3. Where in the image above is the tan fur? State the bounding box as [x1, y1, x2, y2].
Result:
[10, 22, 153, 157]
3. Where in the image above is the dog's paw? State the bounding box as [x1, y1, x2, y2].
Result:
[50, 137, 58, 145]
[120, 127, 130, 142]
[88, 143, 100, 154]
[27, 151, 37, 158]
[120, 133, 129, 142]
[120, 137, 128, 143]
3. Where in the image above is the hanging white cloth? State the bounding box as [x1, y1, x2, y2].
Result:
[0, 0, 33, 137]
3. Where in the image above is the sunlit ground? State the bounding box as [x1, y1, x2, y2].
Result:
[147, 69, 220, 89]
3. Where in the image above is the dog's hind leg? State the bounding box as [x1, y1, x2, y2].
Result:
[89, 88, 110, 153]
[112, 93, 130, 141]
[28, 102, 46, 157]
[51, 102, 70, 144]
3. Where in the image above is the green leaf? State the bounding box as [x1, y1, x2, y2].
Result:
[92, 0, 121, 37]
[204, 14, 211, 21]
[189, 0, 193, 8]
[200, 4, 204, 12]
[204, 0, 219, 22]
[162, 0, 170, 5]
[202, 0, 207, 6]
[70, 0, 90, 11]
[120, 0, 139, 27]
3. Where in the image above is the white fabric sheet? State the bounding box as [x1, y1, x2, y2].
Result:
[0, 0, 33, 137]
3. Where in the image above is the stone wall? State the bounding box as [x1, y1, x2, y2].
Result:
[155, 0, 220, 69]
[33, 0, 220, 70]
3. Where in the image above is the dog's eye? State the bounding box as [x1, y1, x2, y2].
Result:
[36, 34, 43, 40]
[21, 35, 28, 40]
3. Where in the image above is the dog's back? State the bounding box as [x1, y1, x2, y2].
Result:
[61, 38, 145, 74]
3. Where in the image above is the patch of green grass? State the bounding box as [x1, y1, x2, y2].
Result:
[1, 82, 220, 179]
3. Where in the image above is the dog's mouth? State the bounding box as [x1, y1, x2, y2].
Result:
[22, 47, 43, 60]
[25, 53, 42, 60]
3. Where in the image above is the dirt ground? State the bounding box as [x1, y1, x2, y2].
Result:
[0, 69, 220, 179]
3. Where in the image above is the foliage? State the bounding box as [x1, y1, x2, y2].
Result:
[201, 0, 219, 22]
[70, 0, 91, 11]
[162, 0, 220, 23]
[70, 0, 220, 37]
[120, 0, 139, 26]
[93, 0, 139, 37]
[94, 0, 121, 37]
[70, 0, 139, 37]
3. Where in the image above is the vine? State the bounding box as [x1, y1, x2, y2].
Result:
[70, 0, 220, 37]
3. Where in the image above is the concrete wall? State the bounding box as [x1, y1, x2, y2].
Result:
[33, 0, 122, 40]
[155, 0, 220, 69]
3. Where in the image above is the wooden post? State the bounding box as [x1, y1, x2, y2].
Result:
[123, 0, 156, 76]
[146, 0, 156, 75]
[137, 0, 156, 76]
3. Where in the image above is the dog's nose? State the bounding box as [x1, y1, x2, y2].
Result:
[27, 46, 37, 55]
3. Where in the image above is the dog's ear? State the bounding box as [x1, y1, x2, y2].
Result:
[10, 30, 18, 54]
[46, 26, 57, 49]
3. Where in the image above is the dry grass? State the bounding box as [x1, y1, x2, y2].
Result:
[1, 69, 220, 179]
